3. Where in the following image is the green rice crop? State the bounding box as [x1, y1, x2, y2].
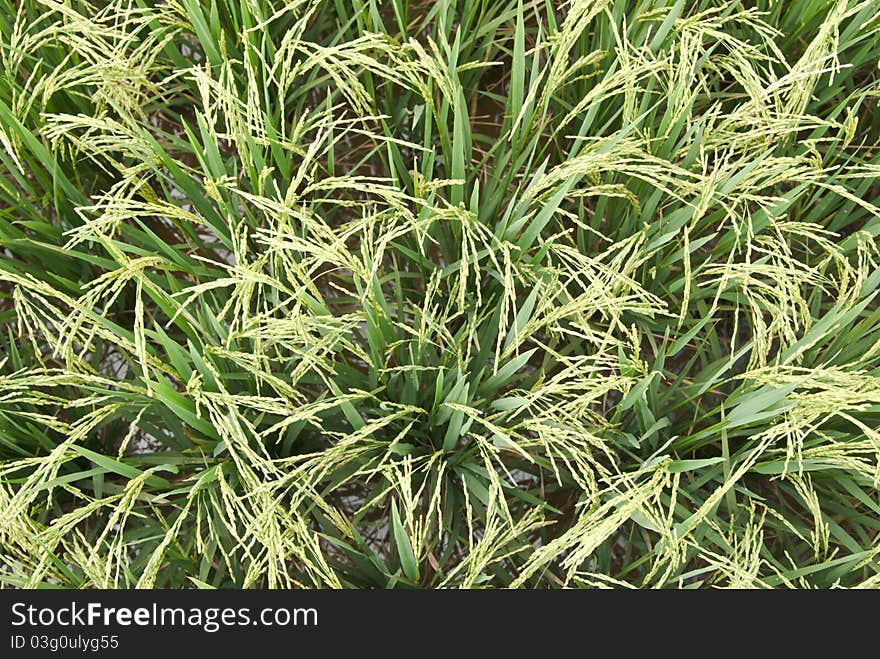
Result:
[1, 0, 879, 588]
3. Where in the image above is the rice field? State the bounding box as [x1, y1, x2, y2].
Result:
[1, 0, 880, 588]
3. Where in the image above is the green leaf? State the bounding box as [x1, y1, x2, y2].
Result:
[391, 500, 419, 583]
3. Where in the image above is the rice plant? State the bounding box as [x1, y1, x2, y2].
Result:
[1, 0, 879, 588]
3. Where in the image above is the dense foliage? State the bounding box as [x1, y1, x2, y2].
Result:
[1, 0, 879, 588]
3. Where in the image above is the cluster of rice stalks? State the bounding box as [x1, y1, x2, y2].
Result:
[1, 0, 879, 588]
